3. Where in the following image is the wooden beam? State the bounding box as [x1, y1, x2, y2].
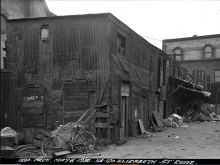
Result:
[96, 112, 109, 118]
[95, 123, 113, 128]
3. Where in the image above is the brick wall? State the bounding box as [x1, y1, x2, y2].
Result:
[163, 35, 220, 83]
[179, 59, 220, 83]
[164, 37, 220, 60]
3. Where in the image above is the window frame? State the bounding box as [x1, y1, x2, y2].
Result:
[173, 47, 183, 61]
[40, 24, 49, 42]
[214, 70, 220, 82]
[117, 32, 126, 55]
[203, 44, 214, 59]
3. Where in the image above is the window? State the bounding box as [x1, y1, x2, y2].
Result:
[205, 46, 212, 58]
[41, 24, 49, 41]
[117, 32, 126, 55]
[173, 47, 183, 61]
[203, 44, 214, 58]
[215, 70, 220, 82]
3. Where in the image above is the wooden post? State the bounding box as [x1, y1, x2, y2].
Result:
[106, 106, 111, 141]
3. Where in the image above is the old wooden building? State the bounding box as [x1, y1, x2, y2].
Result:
[5, 13, 210, 144]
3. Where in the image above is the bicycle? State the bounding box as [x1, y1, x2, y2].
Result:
[41, 121, 96, 157]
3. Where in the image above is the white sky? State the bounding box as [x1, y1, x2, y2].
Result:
[45, 0, 220, 49]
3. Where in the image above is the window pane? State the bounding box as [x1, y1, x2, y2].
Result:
[215, 77, 220, 82]
[41, 28, 49, 38]
[174, 49, 181, 54]
[205, 52, 211, 58]
[215, 70, 220, 76]
[176, 55, 181, 61]
[205, 46, 211, 53]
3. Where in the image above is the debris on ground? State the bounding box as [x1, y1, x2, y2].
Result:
[116, 139, 127, 145]
[167, 134, 180, 139]
[1, 127, 25, 146]
[162, 113, 184, 128]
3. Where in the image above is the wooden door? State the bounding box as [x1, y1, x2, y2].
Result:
[62, 81, 96, 128]
[141, 96, 150, 130]
[121, 96, 128, 140]
[21, 85, 45, 143]
[22, 86, 45, 128]
[120, 83, 129, 140]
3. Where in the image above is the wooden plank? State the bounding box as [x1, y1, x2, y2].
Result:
[65, 106, 88, 111]
[22, 92, 44, 97]
[138, 119, 145, 134]
[152, 111, 163, 127]
[22, 116, 44, 127]
[106, 106, 111, 139]
[63, 95, 88, 101]
[96, 112, 109, 118]
[77, 109, 90, 122]
[63, 86, 96, 91]
[95, 123, 113, 128]
[22, 88, 44, 93]
[53, 150, 71, 156]
[64, 99, 88, 106]
[83, 108, 97, 124]
[63, 112, 86, 118]
[63, 90, 88, 97]
[63, 82, 96, 91]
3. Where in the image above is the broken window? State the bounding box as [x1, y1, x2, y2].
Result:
[41, 24, 49, 41]
[117, 32, 126, 55]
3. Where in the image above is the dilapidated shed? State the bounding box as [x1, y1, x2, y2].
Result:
[6, 13, 167, 143]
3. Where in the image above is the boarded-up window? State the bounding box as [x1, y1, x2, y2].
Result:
[117, 33, 126, 55]
[22, 87, 45, 127]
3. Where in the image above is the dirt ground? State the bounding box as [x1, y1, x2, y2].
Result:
[68, 121, 220, 159]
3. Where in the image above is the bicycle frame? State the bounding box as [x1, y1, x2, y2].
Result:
[53, 126, 88, 149]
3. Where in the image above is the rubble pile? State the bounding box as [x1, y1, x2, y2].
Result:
[162, 114, 184, 128]
[182, 101, 220, 123]
[162, 101, 220, 129]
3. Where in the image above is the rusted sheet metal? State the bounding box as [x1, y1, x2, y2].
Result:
[7, 16, 110, 92]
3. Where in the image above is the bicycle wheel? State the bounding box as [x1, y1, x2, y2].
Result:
[74, 132, 96, 154]
[41, 136, 61, 157]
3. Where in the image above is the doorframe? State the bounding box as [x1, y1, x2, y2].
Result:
[119, 81, 130, 140]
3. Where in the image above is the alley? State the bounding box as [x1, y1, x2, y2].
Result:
[68, 121, 220, 159]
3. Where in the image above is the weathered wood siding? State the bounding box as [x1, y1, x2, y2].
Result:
[107, 14, 162, 139]
[6, 14, 110, 134]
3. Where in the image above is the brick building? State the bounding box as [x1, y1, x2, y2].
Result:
[162, 34, 220, 113]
